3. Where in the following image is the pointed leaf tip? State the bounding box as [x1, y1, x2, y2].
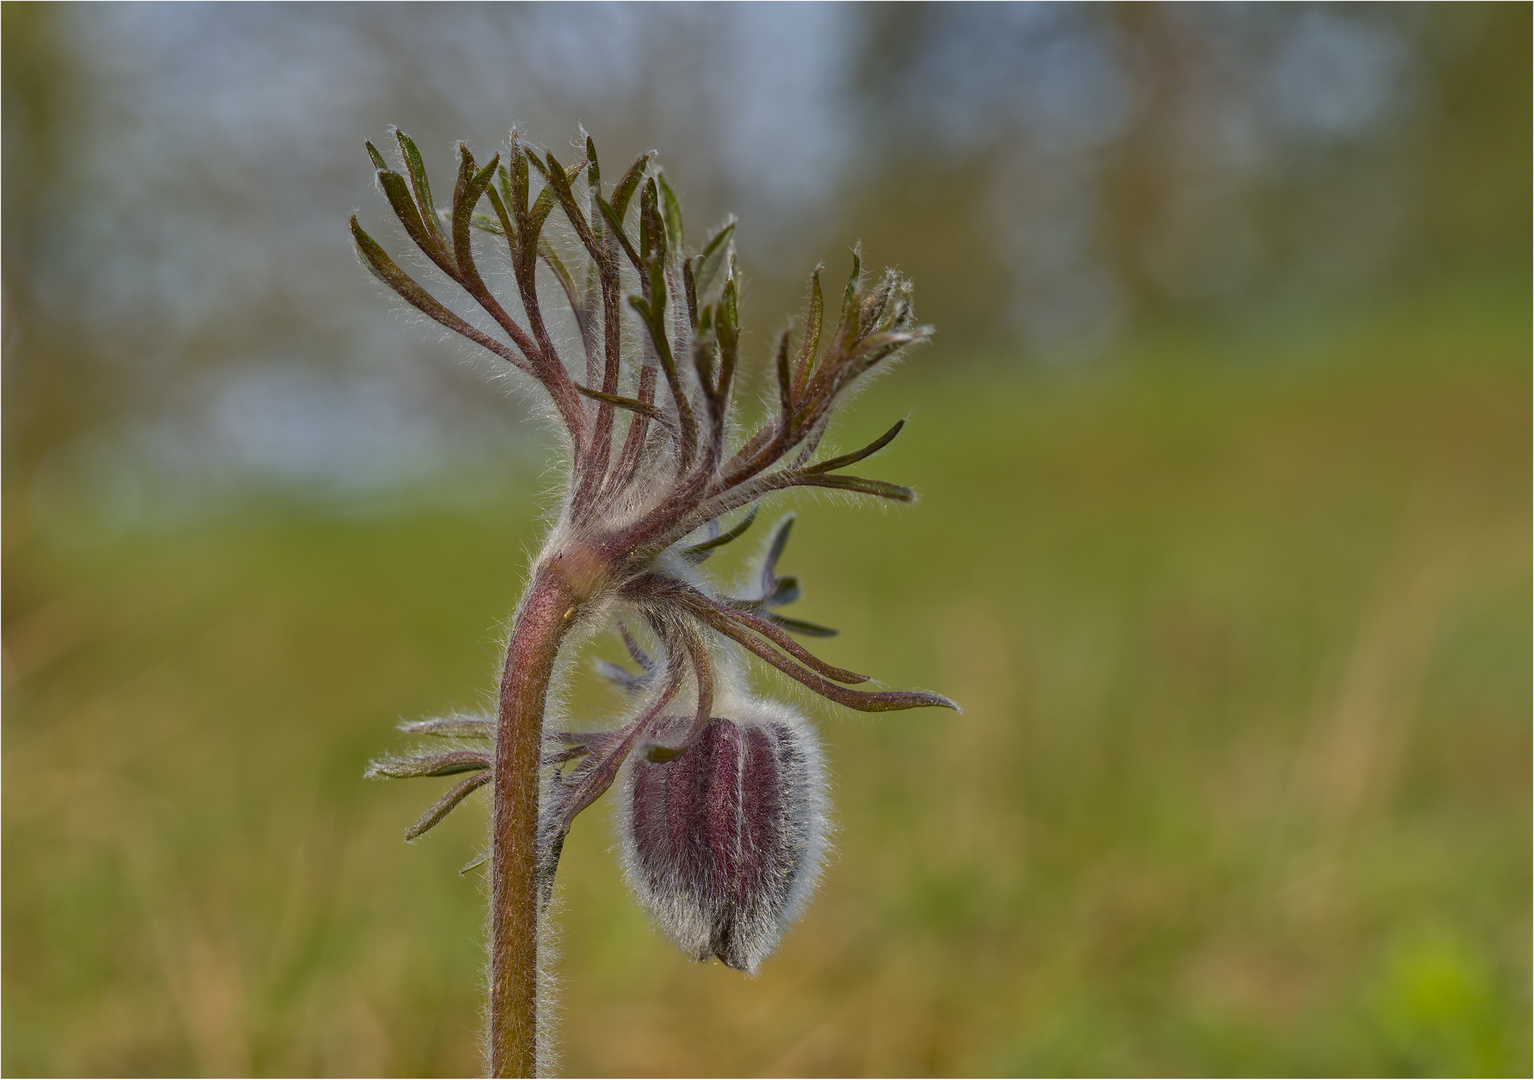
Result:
[682, 506, 759, 560]
[658, 172, 684, 251]
[405, 771, 491, 841]
[585, 134, 600, 187]
[806, 418, 906, 475]
[797, 473, 914, 502]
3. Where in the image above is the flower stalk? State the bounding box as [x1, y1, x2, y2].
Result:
[490, 568, 575, 1076]
[356, 127, 955, 1077]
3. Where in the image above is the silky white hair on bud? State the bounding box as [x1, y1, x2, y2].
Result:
[615, 696, 828, 975]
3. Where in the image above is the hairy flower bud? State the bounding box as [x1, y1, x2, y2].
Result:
[618, 701, 827, 975]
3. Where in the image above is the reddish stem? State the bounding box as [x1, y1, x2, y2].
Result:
[489, 566, 577, 1077]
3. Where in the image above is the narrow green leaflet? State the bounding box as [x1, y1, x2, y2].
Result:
[658, 172, 684, 251]
[693, 221, 735, 297]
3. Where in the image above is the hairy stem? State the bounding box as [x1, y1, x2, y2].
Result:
[490, 566, 578, 1077]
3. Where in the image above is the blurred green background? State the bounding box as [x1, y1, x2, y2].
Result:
[4, 4, 1529, 1076]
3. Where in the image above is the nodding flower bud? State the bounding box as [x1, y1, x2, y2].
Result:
[618, 701, 827, 975]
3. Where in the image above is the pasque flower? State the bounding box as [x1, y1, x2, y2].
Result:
[353, 127, 954, 1076]
[620, 702, 827, 976]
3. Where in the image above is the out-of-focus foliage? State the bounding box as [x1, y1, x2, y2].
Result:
[850, 5, 1531, 348]
[5, 286, 1527, 1075]
[3, 3, 1529, 1077]
[1, 4, 1528, 509]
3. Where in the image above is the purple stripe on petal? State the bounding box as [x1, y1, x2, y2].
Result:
[620, 704, 827, 975]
